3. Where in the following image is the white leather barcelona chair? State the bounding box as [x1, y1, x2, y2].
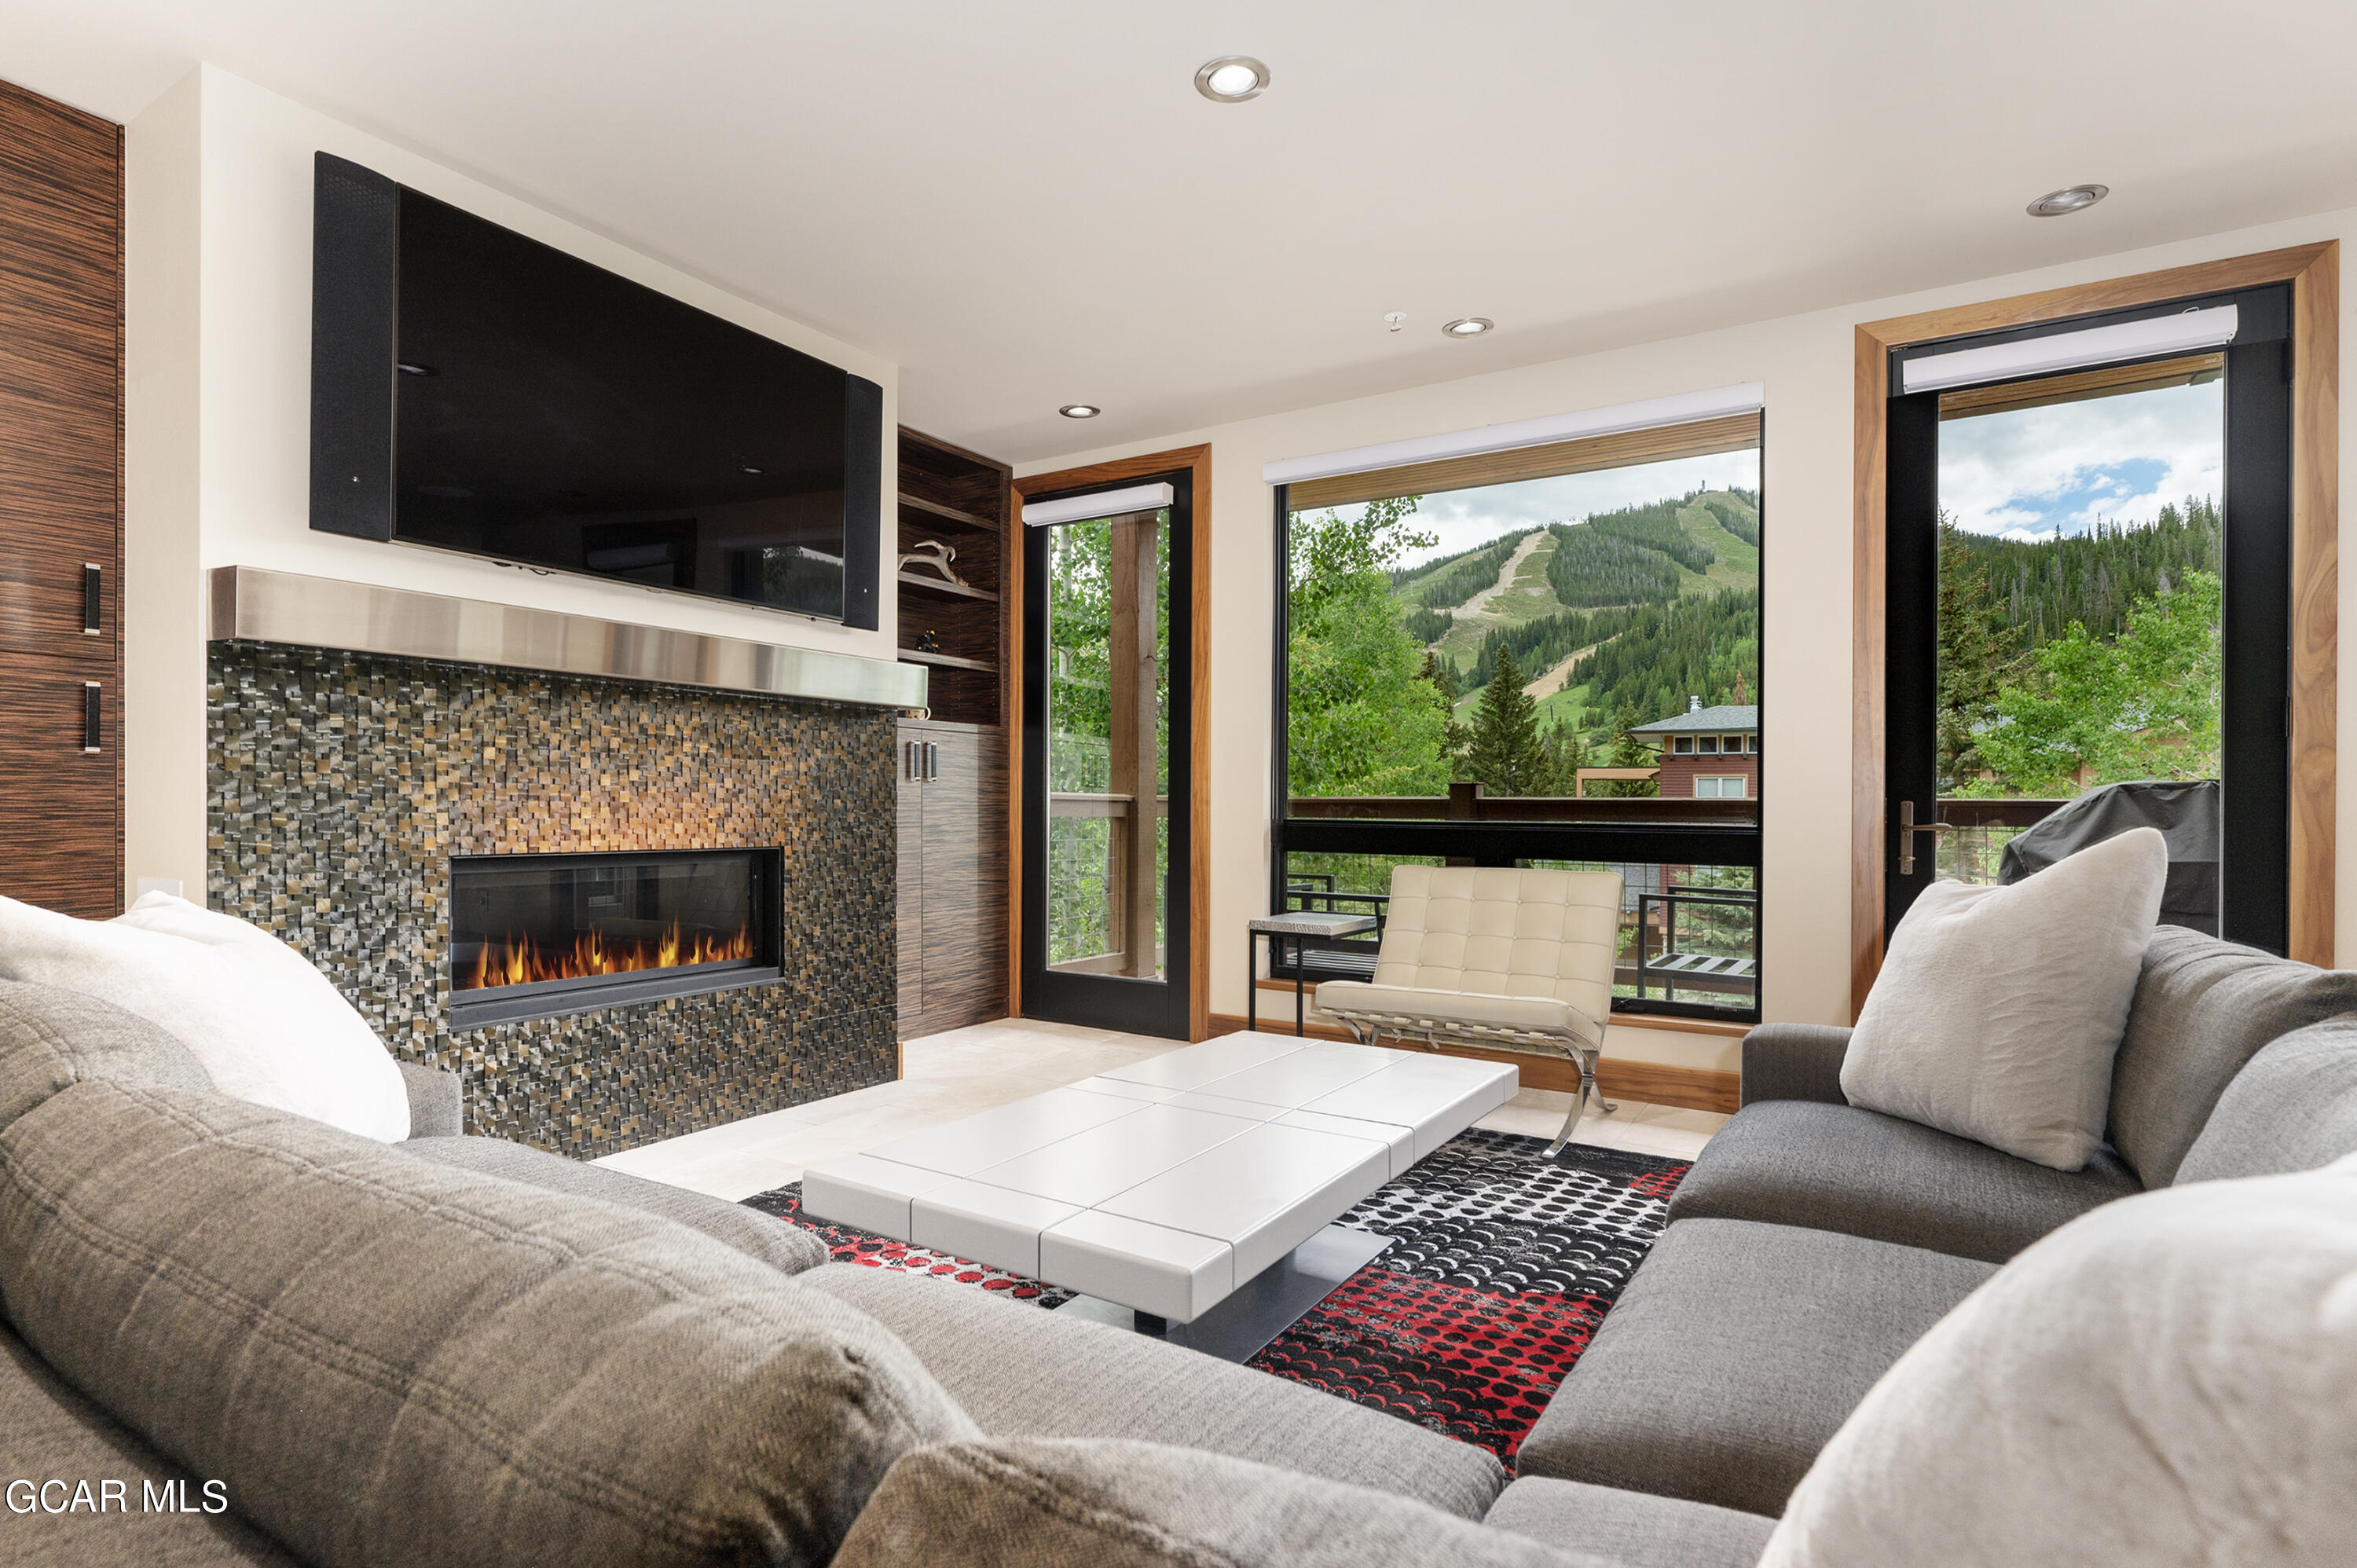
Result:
[1314, 865, 1622, 1156]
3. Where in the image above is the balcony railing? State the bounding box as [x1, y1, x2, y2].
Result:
[1936, 797, 2069, 886]
[1632, 886, 1759, 1007]
[1288, 785, 1756, 826]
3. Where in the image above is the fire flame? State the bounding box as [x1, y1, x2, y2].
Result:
[464, 920, 753, 991]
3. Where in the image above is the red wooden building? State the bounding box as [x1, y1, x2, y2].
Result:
[1630, 698, 1760, 799]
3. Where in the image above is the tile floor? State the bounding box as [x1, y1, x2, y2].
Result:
[598, 1019, 1728, 1201]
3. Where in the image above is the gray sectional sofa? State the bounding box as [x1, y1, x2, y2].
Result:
[3, 921, 2351, 1566]
[1518, 924, 2357, 1520]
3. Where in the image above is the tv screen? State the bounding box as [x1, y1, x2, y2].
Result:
[309, 154, 879, 627]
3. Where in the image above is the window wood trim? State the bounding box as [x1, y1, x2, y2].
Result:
[1851, 242, 2339, 1017]
[1287, 411, 1760, 511]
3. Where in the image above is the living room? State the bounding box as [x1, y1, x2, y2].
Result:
[1, 8, 2352, 1565]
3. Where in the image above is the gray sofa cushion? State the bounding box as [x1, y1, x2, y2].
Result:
[1485, 1476, 1771, 1568]
[1738, 1024, 1852, 1108]
[2108, 925, 2357, 1185]
[0, 978, 212, 1136]
[0, 1079, 977, 1568]
[1, 1322, 300, 1566]
[2175, 1016, 2357, 1184]
[797, 1259, 1509, 1522]
[1517, 1218, 1995, 1515]
[832, 1439, 1607, 1568]
[1665, 1098, 2140, 1263]
[396, 1058, 463, 1137]
[399, 1133, 828, 1274]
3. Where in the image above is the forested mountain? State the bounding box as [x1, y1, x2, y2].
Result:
[1399, 529, 1534, 610]
[1465, 591, 1761, 720]
[1405, 485, 1761, 742]
[1949, 497, 2218, 647]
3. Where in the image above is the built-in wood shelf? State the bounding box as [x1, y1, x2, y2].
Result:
[898, 492, 999, 532]
[899, 648, 996, 674]
[897, 572, 999, 603]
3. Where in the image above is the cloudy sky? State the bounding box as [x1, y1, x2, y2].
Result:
[1936, 378, 2222, 541]
[1308, 449, 1764, 570]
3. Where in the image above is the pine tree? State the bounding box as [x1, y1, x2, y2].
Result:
[1934, 512, 2025, 793]
[1539, 720, 1592, 797]
[1586, 699, 1660, 798]
[1417, 650, 1461, 706]
[1464, 643, 1547, 796]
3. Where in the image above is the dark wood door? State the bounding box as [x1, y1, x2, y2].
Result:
[897, 720, 1006, 1039]
[896, 725, 926, 1028]
[0, 79, 123, 916]
[0, 652, 117, 917]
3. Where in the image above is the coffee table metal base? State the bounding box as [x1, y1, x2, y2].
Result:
[1055, 1224, 1394, 1363]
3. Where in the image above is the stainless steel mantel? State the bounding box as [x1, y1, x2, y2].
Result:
[207, 566, 929, 709]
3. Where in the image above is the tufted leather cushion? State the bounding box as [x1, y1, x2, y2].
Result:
[1324, 866, 1619, 1026]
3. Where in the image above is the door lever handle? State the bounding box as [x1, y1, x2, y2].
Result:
[1895, 798, 1956, 876]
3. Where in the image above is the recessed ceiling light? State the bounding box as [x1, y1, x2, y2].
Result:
[1058, 404, 1102, 419]
[1442, 317, 1494, 339]
[2027, 184, 2109, 218]
[1194, 56, 1270, 102]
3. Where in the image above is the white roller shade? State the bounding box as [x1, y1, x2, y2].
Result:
[1262, 383, 1765, 488]
[1901, 306, 2238, 394]
[1021, 481, 1175, 527]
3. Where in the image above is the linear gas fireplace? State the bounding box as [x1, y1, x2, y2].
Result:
[448, 848, 782, 1028]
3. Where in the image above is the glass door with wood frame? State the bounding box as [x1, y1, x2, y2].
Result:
[1021, 477, 1195, 1037]
[1885, 288, 2290, 951]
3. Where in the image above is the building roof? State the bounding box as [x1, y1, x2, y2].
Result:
[1629, 703, 1759, 735]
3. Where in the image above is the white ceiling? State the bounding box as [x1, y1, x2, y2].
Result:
[9, 2, 2357, 462]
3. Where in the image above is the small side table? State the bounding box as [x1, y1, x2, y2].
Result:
[1248, 912, 1377, 1036]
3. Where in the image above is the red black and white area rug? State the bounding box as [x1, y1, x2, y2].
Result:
[742, 1129, 1688, 1465]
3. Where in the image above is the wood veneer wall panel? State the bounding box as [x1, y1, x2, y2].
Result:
[916, 723, 1009, 1032]
[0, 78, 122, 914]
[0, 651, 118, 918]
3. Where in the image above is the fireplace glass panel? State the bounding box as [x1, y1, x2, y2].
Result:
[450, 851, 775, 1007]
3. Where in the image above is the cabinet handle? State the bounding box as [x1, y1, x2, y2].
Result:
[82, 564, 102, 635]
[925, 742, 939, 781]
[82, 682, 101, 753]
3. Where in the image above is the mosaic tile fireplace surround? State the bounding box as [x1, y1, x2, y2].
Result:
[207, 641, 900, 1158]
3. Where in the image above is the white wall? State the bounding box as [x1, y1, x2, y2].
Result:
[123, 69, 204, 903]
[1022, 207, 2357, 1070]
[123, 66, 903, 899]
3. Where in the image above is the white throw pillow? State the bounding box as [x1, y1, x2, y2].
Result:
[1841, 826, 2165, 1170]
[0, 892, 409, 1141]
[1761, 1155, 2357, 1568]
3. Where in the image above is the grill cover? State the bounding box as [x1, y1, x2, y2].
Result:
[1996, 779, 2220, 935]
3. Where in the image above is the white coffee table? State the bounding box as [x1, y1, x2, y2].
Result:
[801, 1031, 1517, 1359]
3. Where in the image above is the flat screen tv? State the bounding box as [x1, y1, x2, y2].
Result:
[308, 152, 880, 628]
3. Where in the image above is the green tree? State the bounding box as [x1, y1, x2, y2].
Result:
[1585, 699, 1660, 797]
[1935, 512, 2025, 793]
[1964, 571, 2223, 797]
[1464, 643, 1549, 795]
[1287, 496, 1456, 797]
[1539, 720, 1592, 797]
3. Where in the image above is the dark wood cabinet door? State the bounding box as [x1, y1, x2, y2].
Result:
[896, 727, 926, 1033]
[917, 724, 1007, 1033]
[0, 84, 119, 665]
[0, 651, 118, 916]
